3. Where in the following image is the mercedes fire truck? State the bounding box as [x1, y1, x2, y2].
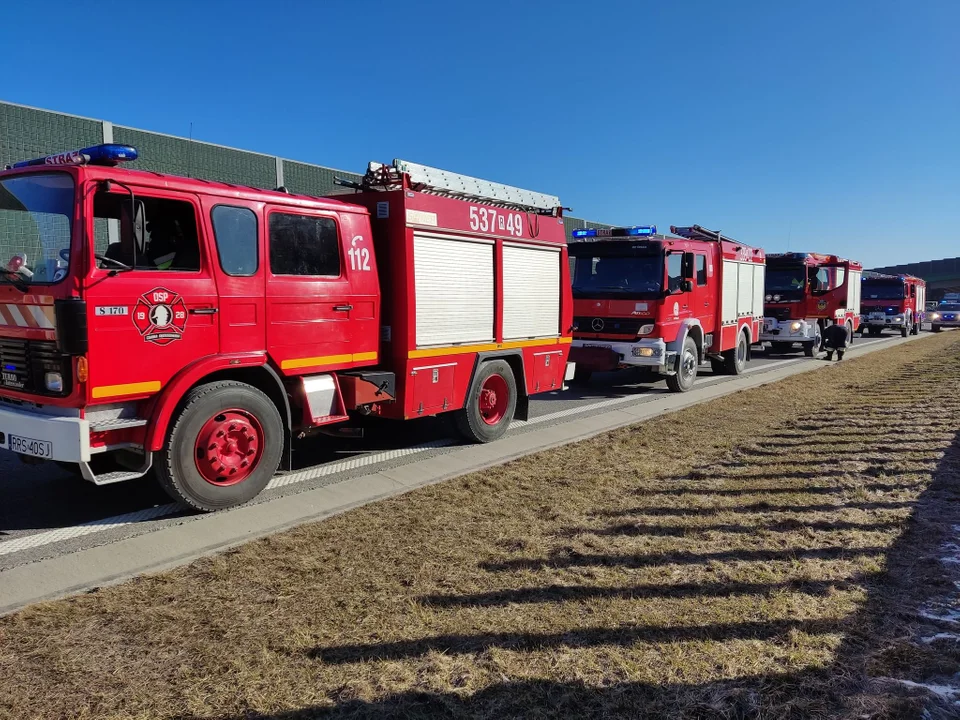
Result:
[859, 272, 925, 337]
[760, 252, 862, 355]
[568, 224, 765, 392]
[0, 145, 574, 510]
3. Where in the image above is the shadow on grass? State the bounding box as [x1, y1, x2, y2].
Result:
[198, 425, 960, 719]
[568, 518, 903, 538]
[591, 499, 915, 519]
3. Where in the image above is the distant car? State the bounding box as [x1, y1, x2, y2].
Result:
[929, 303, 960, 332]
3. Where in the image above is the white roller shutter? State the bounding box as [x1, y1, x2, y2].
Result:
[847, 270, 862, 314]
[503, 244, 560, 340]
[753, 264, 765, 317]
[414, 231, 494, 347]
[737, 263, 754, 316]
[721, 260, 738, 323]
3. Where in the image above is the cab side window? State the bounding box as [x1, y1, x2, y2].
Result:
[667, 253, 683, 293]
[212, 205, 258, 277]
[94, 191, 201, 272]
[695, 254, 707, 285]
[269, 213, 340, 277]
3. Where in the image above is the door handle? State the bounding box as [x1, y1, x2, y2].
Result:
[189, 307, 218, 316]
[333, 304, 354, 312]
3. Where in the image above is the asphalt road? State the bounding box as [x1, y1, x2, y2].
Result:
[0, 334, 899, 572]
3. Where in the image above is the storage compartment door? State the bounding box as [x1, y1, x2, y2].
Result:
[503, 244, 561, 340]
[752, 264, 765, 317]
[737, 263, 754, 317]
[413, 232, 494, 347]
[721, 260, 738, 323]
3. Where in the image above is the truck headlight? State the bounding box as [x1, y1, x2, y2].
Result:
[790, 321, 802, 332]
[637, 324, 654, 336]
[932, 312, 940, 320]
[45, 372, 63, 392]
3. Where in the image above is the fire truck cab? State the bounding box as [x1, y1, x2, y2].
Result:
[760, 252, 862, 356]
[859, 272, 925, 337]
[568, 224, 765, 392]
[0, 146, 573, 510]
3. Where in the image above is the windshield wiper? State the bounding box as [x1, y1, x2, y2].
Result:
[95, 254, 133, 273]
[0, 269, 28, 293]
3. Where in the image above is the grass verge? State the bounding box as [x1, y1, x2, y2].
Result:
[3, 334, 960, 719]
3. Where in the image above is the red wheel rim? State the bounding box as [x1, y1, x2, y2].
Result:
[194, 409, 264, 486]
[478, 374, 509, 426]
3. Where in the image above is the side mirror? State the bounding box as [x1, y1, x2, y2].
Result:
[681, 279, 693, 293]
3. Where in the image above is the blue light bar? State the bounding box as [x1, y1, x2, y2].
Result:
[12, 144, 138, 169]
[571, 225, 657, 239]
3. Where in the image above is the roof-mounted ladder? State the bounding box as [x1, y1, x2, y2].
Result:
[669, 225, 739, 244]
[343, 159, 562, 214]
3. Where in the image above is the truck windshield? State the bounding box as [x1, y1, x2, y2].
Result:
[765, 264, 806, 298]
[569, 245, 662, 299]
[0, 173, 73, 285]
[862, 279, 904, 300]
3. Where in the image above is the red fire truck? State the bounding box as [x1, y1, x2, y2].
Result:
[568, 225, 765, 392]
[0, 146, 573, 510]
[760, 252, 863, 355]
[859, 272, 926, 337]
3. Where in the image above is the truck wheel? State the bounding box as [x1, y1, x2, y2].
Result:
[900, 325, 908, 337]
[911, 322, 919, 335]
[803, 326, 822, 357]
[666, 337, 698, 393]
[933, 324, 942, 333]
[846, 321, 854, 345]
[156, 381, 284, 512]
[722, 330, 748, 375]
[455, 360, 517, 443]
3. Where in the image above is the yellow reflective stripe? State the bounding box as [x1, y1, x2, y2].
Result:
[408, 336, 569, 360]
[91, 381, 162, 399]
[281, 352, 378, 371]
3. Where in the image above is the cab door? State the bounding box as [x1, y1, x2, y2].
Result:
[84, 183, 219, 404]
[689, 251, 715, 336]
[264, 207, 379, 375]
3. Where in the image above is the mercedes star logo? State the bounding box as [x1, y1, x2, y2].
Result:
[591, 318, 604, 331]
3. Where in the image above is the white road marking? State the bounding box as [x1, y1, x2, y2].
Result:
[0, 340, 890, 558]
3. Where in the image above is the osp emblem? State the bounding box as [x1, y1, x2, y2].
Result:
[591, 318, 605, 331]
[817, 299, 828, 311]
[133, 288, 188, 346]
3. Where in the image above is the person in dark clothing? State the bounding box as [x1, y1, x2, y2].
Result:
[821, 322, 850, 361]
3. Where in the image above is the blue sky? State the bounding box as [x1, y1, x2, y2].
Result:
[2, 0, 957, 267]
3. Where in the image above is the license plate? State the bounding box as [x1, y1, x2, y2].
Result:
[584, 344, 612, 350]
[8, 434, 53, 458]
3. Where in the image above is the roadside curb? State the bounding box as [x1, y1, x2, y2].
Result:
[0, 332, 933, 615]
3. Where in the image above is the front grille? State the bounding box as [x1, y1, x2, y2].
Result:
[574, 317, 648, 335]
[766, 307, 793, 321]
[0, 338, 70, 396]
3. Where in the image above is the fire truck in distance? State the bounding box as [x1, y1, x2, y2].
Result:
[760, 252, 862, 355]
[568, 224, 765, 392]
[859, 272, 926, 337]
[0, 146, 574, 511]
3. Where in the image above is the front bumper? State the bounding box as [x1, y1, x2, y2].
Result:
[571, 338, 672, 372]
[760, 318, 817, 343]
[862, 313, 906, 328]
[930, 316, 960, 327]
[0, 405, 90, 462]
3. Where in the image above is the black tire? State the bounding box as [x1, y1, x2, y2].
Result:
[722, 330, 748, 375]
[911, 322, 919, 335]
[666, 336, 698, 393]
[454, 359, 517, 443]
[933, 324, 942, 333]
[155, 381, 284, 512]
[572, 367, 593, 385]
[900, 326, 908, 337]
[846, 322, 854, 345]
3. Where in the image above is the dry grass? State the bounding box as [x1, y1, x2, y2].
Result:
[3, 335, 960, 719]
